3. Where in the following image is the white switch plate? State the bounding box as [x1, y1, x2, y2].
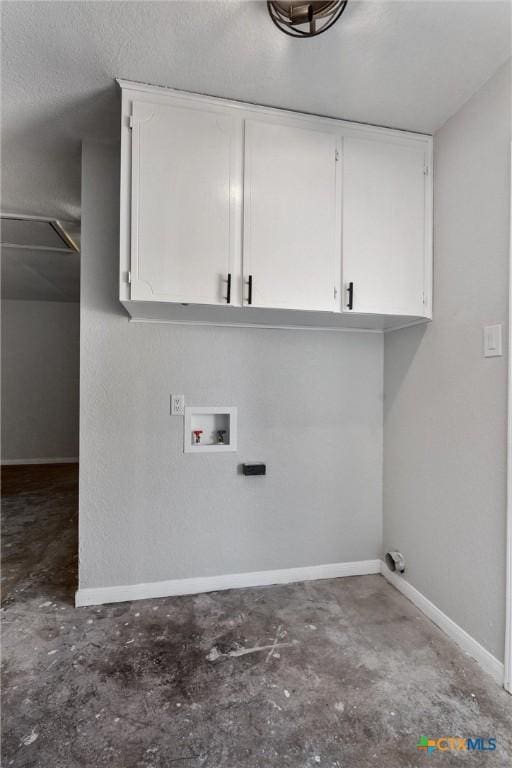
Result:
[484, 324, 503, 357]
[171, 394, 185, 415]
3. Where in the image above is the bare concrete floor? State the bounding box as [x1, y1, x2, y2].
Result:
[2, 465, 511, 767]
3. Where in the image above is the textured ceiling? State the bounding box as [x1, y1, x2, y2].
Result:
[1, 0, 511, 224]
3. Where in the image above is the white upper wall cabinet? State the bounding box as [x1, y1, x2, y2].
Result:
[119, 81, 433, 331]
[129, 99, 242, 304]
[243, 119, 341, 312]
[342, 135, 431, 317]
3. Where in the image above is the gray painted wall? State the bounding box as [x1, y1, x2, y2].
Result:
[1, 299, 80, 461]
[79, 141, 384, 590]
[383, 62, 511, 661]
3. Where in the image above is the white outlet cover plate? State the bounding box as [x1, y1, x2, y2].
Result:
[171, 394, 185, 415]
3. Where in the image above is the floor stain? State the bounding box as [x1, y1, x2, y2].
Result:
[2, 464, 511, 767]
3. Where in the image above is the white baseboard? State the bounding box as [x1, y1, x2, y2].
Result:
[1, 457, 79, 466]
[381, 562, 504, 686]
[75, 558, 381, 607]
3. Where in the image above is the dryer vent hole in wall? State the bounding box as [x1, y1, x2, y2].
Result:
[385, 551, 406, 573]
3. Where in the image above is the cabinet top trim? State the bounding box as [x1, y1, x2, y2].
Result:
[116, 78, 432, 146]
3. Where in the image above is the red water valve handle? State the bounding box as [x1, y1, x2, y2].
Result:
[193, 430, 203, 444]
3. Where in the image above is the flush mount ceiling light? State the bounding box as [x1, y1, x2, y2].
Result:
[267, 1, 348, 38]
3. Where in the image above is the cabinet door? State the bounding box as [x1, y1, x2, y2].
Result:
[342, 136, 430, 316]
[130, 100, 242, 304]
[243, 119, 341, 312]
